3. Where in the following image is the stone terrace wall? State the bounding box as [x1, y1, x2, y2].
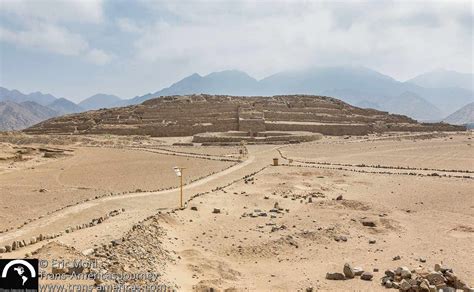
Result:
[265, 122, 373, 136]
[193, 131, 322, 143]
[238, 107, 266, 133]
[25, 94, 464, 136]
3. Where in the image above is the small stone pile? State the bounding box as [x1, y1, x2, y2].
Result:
[269, 202, 286, 214]
[326, 263, 372, 281]
[88, 215, 175, 288]
[244, 177, 255, 184]
[241, 202, 289, 219]
[284, 191, 325, 202]
[380, 264, 472, 291]
[241, 209, 267, 218]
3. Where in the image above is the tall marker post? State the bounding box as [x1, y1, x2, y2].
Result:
[173, 166, 185, 208]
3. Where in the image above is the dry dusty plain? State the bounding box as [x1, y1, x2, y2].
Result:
[0, 131, 473, 291]
[0, 134, 238, 231]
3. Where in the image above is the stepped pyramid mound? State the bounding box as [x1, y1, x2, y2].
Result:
[24, 94, 464, 136]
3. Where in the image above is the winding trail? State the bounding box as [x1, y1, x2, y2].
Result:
[1, 144, 279, 255]
[2, 137, 471, 256]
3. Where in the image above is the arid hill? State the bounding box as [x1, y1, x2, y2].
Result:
[24, 94, 464, 136]
[0, 100, 58, 131]
[444, 102, 474, 126]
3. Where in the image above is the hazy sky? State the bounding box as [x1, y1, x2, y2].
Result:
[0, 0, 472, 102]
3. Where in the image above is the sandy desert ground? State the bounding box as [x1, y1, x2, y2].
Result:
[0, 143, 237, 231]
[0, 131, 473, 291]
[281, 133, 473, 171]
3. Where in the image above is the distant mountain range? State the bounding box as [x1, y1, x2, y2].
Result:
[129, 67, 473, 121]
[1, 66, 472, 130]
[443, 102, 474, 128]
[78, 93, 124, 110]
[373, 91, 443, 121]
[407, 69, 473, 91]
[0, 87, 57, 106]
[47, 98, 84, 115]
[0, 87, 123, 130]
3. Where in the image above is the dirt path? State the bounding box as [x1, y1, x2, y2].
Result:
[1, 144, 279, 256]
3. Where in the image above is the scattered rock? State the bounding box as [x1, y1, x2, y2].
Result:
[399, 267, 411, 279]
[426, 272, 446, 286]
[353, 267, 364, 276]
[393, 255, 401, 261]
[419, 280, 430, 291]
[399, 279, 411, 291]
[334, 235, 347, 242]
[270, 225, 286, 232]
[360, 272, 373, 281]
[212, 208, 221, 214]
[434, 264, 452, 273]
[82, 248, 94, 256]
[385, 269, 395, 278]
[361, 219, 376, 227]
[343, 263, 355, 279]
[369, 239, 376, 244]
[376, 264, 470, 292]
[326, 272, 346, 280]
[336, 195, 343, 200]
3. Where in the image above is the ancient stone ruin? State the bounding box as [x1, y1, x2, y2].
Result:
[192, 131, 321, 144]
[24, 95, 464, 138]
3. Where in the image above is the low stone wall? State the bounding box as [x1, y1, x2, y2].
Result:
[265, 122, 373, 136]
[193, 131, 322, 143]
[387, 123, 466, 132]
[239, 118, 266, 133]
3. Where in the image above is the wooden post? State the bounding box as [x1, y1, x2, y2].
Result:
[173, 166, 185, 209]
[180, 169, 183, 208]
